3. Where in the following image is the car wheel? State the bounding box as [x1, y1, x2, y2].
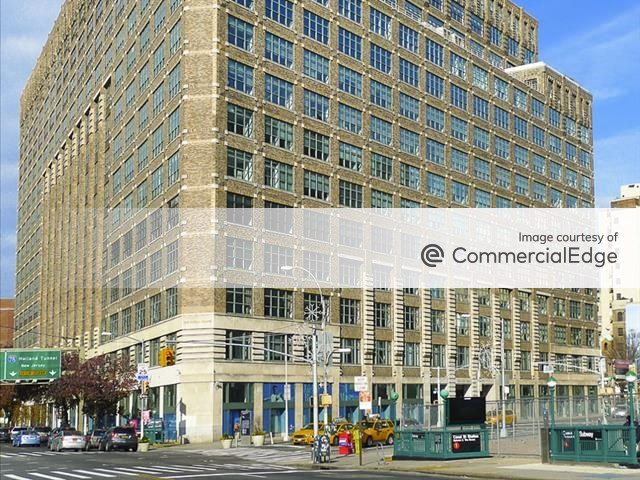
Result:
[386, 434, 394, 445]
[366, 436, 373, 448]
[132, 446, 138, 452]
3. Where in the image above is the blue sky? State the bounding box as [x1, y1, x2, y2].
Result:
[0, 1, 639, 297]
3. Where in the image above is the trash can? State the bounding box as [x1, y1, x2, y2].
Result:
[338, 431, 353, 455]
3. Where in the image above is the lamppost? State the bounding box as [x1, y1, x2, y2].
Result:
[547, 376, 557, 428]
[281, 265, 328, 438]
[626, 370, 637, 427]
[500, 320, 508, 438]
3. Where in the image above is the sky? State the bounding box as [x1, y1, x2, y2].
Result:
[0, 1, 639, 297]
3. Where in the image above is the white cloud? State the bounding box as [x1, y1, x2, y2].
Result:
[544, 5, 640, 102]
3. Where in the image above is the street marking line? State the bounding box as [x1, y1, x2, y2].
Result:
[153, 466, 214, 472]
[93, 469, 138, 476]
[5, 475, 33, 480]
[29, 473, 67, 480]
[72, 470, 115, 478]
[50, 472, 90, 479]
[159, 470, 309, 479]
[113, 466, 164, 474]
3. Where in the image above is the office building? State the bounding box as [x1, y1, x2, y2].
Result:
[16, 0, 598, 441]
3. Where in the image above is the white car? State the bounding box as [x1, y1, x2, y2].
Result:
[49, 430, 87, 452]
[10, 426, 27, 441]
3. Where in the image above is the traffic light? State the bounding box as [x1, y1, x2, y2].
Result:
[159, 347, 176, 367]
[141, 381, 149, 395]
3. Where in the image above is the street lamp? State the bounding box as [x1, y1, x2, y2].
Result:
[547, 376, 557, 428]
[625, 371, 637, 427]
[280, 265, 328, 440]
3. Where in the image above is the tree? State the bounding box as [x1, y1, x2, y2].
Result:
[79, 354, 136, 424]
[46, 352, 82, 426]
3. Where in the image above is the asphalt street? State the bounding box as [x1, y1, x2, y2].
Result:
[0, 443, 458, 480]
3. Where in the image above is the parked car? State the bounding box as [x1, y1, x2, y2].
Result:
[84, 429, 106, 450]
[47, 426, 75, 448]
[486, 410, 516, 426]
[291, 422, 325, 445]
[12, 429, 41, 447]
[98, 427, 138, 452]
[357, 417, 395, 447]
[34, 426, 51, 443]
[49, 429, 86, 452]
[10, 426, 28, 441]
[0, 428, 11, 442]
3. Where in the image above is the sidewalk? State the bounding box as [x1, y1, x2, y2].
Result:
[293, 447, 639, 480]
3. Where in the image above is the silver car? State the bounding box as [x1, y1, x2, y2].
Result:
[49, 429, 86, 452]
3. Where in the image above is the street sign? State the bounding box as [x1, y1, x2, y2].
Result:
[354, 376, 368, 392]
[0, 349, 62, 382]
[136, 363, 150, 382]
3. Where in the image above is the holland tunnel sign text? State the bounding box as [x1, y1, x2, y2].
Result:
[0, 349, 62, 381]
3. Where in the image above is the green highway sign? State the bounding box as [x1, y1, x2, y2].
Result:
[0, 349, 62, 381]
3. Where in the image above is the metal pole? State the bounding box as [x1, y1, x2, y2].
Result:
[312, 331, 319, 439]
[284, 338, 289, 442]
[550, 387, 556, 427]
[500, 324, 507, 438]
[436, 366, 441, 428]
[141, 340, 145, 441]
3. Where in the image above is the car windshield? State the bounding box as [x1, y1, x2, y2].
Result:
[64, 430, 82, 436]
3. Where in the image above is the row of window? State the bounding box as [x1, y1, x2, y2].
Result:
[104, 286, 179, 338]
[226, 58, 591, 170]
[227, 8, 587, 143]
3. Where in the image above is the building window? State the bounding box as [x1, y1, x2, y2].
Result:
[399, 93, 419, 121]
[303, 10, 329, 44]
[427, 173, 446, 198]
[339, 142, 362, 171]
[227, 147, 253, 181]
[400, 162, 420, 190]
[370, 43, 392, 74]
[555, 326, 567, 345]
[303, 129, 330, 161]
[478, 315, 491, 337]
[399, 58, 419, 87]
[264, 289, 293, 318]
[339, 180, 363, 207]
[227, 103, 254, 137]
[303, 50, 329, 83]
[400, 128, 419, 155]
[150, 294, 162, 324]
[266, 0, 293, 26]
[475, 188, 491, 207]
[166, 240, 179, 273]
[426, 139, 445, 165]
[399, 24, 419, 53]
[494, 136, 510, 159]
[166, 287, 178, 318]
[264, 159, 293, 191]
[404, 343, 420, 367]
[370, 80, 392, 109]
[473, 127, 489, 151]
[339, 0, 362, 23]
[226, 237, 253, 270]
[168, 107, 181, 142]
[450, 52, 466, 78]
[226, 331, 251, 360]
[339, 65, 362, 96]
[340, 298, 360, 325]
[226, 287, 253, 315]
[303, 170, 330, 200]
[264, 32, 293, 67]
[451, 84, 467, 110]
[370, 8, 391, 39]
[456, 346, 469, 368]
[227, 59, 254, 94]
[371, 152, 392, 180]
[264, 116, 293, 150]
[451, 116, 468, 142]
[426, 72, 444, 98]
[341, 338, 360, 364]
[451, 149, 468, 173]
[426, 39, 443, 66]
[426, 106, 444, 131]
[265, 74, 293, 107]
[304, 90, 330, 121]
[370, 116, 392, 145]
[338, 28, 362, 59]
[374, 340, 391, 365]
[228, 16, 254, 52]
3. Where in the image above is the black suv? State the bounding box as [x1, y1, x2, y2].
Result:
[98, 427, 138, 452]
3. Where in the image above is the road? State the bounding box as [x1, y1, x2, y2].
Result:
[0, 443, 459, 480]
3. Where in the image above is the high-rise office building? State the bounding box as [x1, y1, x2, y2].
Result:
[16, 0, 599, 441]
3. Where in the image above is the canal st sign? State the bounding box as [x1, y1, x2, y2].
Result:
[0, 349, 62, 381]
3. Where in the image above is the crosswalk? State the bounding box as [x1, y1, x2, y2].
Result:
[185, 445, 312, 464]
[1, 451, 98, 459]
[2, 463, 299, 480]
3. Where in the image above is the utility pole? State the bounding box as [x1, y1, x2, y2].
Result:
[500, 322, 507, 438]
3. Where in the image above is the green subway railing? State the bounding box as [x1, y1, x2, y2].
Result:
[549, 425, 638, 465]
[394, 428, 490, 460]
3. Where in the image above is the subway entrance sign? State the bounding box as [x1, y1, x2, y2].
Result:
[0, 349, 62, 381]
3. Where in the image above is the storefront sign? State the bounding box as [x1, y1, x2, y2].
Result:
[358, 391, 372, 411]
